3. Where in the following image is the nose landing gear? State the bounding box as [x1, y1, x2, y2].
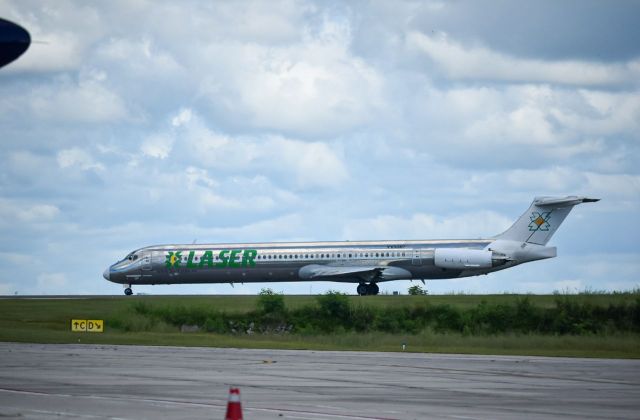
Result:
[356, 282, 379, 296]
[123, 284, 133, 296]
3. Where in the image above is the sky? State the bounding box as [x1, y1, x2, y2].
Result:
[0, 0, 638, 296]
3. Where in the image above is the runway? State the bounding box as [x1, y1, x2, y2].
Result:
[0, 343, 638, 419]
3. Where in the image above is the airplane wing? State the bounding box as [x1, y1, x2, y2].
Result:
[298, 264, 411, 282]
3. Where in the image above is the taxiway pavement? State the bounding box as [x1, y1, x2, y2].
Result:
[0, 342, 638, 419]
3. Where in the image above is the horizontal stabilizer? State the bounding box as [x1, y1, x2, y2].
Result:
[534, 196, 600, 207]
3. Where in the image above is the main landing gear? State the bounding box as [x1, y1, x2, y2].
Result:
[356, 283, 379, 296]
[124, 284, 133, 296]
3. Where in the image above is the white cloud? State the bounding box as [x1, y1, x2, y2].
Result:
[503, 167, 583, 192]
[342, 211, 513, 241]
[462, 168, 640, 208]
[202, 1, 310, 44]
[29, 76, 128, 123]
[185, 166, 218, 189]
[583, 173, 640, 203]
[201, 213, 307, 242]
[140, 133, 173, 159]
[266, 137, 348, 188]
[96, 36, 184, 79]
[171, 108, 192, 127]
[0, 199, 60, 224]
[0, 252, 32, 266]
[20, 204, 60, 222]
[198, 191, 243, 210]
[6, 150, 50, 177]
[57, 148, 105, 172]
[408, 31, 640, 86]
[551, 90, 640, 136]
[175, 111, 349, 188]
[465, 105, 556, 145]
[198, 19, 384, 136]
[407, 83, 637, 171]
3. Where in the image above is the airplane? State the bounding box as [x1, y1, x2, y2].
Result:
[0, 17, 30, 69]
[103, 196, 599, 295]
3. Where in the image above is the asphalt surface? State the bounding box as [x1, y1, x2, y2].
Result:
[0, 343, 638, 419]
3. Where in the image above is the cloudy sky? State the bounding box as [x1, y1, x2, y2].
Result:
[0, 0, 638, 296]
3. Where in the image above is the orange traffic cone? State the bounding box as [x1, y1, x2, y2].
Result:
[224, 387, 243, 420]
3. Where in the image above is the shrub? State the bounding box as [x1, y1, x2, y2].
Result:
[408, 285, 428, 295]
[120, 293, 640, 337]
[316, 291, 350, 320]
[257, 288, 285, 314]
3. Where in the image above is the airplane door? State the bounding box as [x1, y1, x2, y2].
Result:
[412, 249, 421, 265]
[142, 252, 152, 271]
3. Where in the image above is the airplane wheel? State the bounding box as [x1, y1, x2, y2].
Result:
[124, 287, 133, 296]
[356, 284, 368, 296]
[368, 283, 379, 295]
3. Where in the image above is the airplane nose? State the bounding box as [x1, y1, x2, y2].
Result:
[102, 267, 110, 281]
[0, 18, 31, 69]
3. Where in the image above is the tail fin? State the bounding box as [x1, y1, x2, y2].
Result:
[495, 196, 599, 245]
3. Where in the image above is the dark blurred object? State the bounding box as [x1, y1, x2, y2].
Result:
[0, 17, 30, 69]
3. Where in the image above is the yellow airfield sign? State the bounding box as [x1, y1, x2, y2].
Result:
[71, 319, 104, 333]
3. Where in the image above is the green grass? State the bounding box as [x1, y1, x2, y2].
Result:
[1, 294, 638, 359]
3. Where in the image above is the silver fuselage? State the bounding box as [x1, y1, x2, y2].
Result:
[103, 238, 520, 286]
